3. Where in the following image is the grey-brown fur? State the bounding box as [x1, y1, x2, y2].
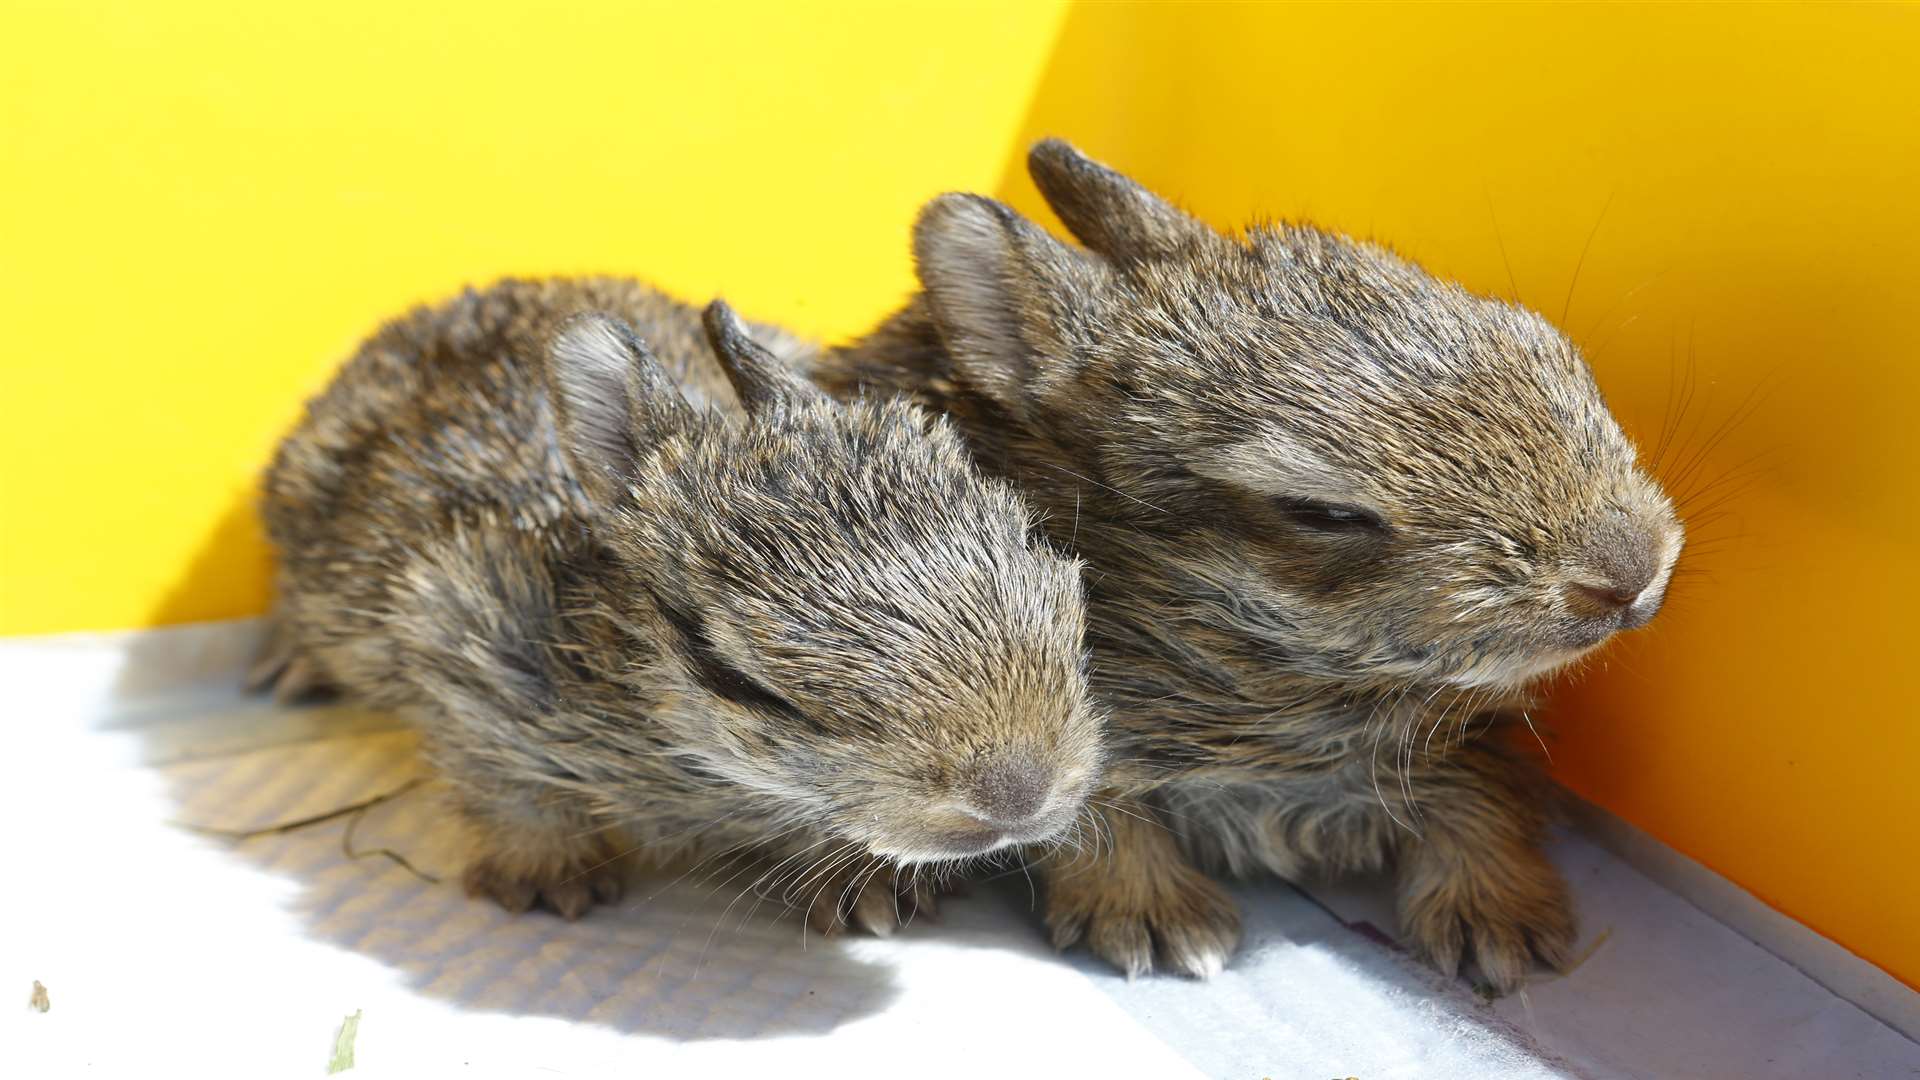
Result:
[257, 278, 1101, 933]
[816, 141, 1683, 990]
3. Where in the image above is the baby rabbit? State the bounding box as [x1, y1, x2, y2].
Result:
[818, 141, 1683, 990]
[256, 279, 1101, 934]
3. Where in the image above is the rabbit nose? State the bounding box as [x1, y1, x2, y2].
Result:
[965, 756, 1055, 827]
[1564, 577, 1665, 629]
[1566, 510, 1667, 624]
[1566, 511, 1674, 626]
[1566, 580, 1643, 614]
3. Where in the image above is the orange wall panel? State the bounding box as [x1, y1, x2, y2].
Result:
[997, 1, 1918, 989]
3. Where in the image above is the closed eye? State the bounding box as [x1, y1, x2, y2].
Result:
[1275, 496, 1389, 535]
[646, 589, 820, 729]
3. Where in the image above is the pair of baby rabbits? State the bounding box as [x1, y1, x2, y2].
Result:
[258, 140, 1683, 994]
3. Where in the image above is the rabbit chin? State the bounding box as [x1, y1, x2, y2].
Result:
[867, 834, 1023, 867]
[1445, 645, 1591, 692]
[864, 818, 1071, 866]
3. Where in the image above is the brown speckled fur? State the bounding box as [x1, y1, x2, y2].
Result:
[814, 141, 1684, 992]
[258, 280, 1103, 933]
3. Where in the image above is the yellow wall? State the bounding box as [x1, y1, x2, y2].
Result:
[993, 2, 1919, 990]
[0, 0, 1069, 634]
[5, 1, 1916, 989]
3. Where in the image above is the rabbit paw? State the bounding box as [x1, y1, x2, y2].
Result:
[1045, 860, 1241, 979]
[245, 618, 335, 703]
[796, 859, 941, 938]
[463, 844, 626, 921]
[1398, 845, 1575, 995]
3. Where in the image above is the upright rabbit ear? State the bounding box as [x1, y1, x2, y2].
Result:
[546, 313, 689, 504]
[700, 299, 826, 414]
[912, 193, 1105, 422]
[1027, 138, 1218, 262]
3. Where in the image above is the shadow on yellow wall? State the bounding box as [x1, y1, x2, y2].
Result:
[141, 498, 275, 629]
[5, 2, 1915, 991]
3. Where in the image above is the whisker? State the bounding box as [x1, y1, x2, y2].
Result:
[1034, 462, 1171, 517]
[1484, 186, 1522, 302]
[1562, 188, 1618, 325]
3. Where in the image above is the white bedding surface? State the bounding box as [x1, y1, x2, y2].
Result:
[4, 633, 1915, 1079]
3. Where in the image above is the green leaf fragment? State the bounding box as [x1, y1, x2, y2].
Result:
[327, 1009, 362, 1074]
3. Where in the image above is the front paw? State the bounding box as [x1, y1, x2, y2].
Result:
[244, 617, 335, 703]
[789, 855, 939, 938]
[1398, 844, 1575, 995]
[1045, 861, 1242, 979]
[463, 841, 627, 920]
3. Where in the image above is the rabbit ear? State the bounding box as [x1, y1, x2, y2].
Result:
[912, 193, 1105, 422]
[546, 313, 689, 504]
[700, 300, 825, 414]
[1027, 138, 1219, 262]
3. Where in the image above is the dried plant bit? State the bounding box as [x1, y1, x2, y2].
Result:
[172, 778, 429, 842]
[28, 980, 49, 1013]
[342, 799, 441, 885]
[327, 1009, 362, 1074]
[172, 779, 440, 884]
[1560, 925, 1614, 977]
